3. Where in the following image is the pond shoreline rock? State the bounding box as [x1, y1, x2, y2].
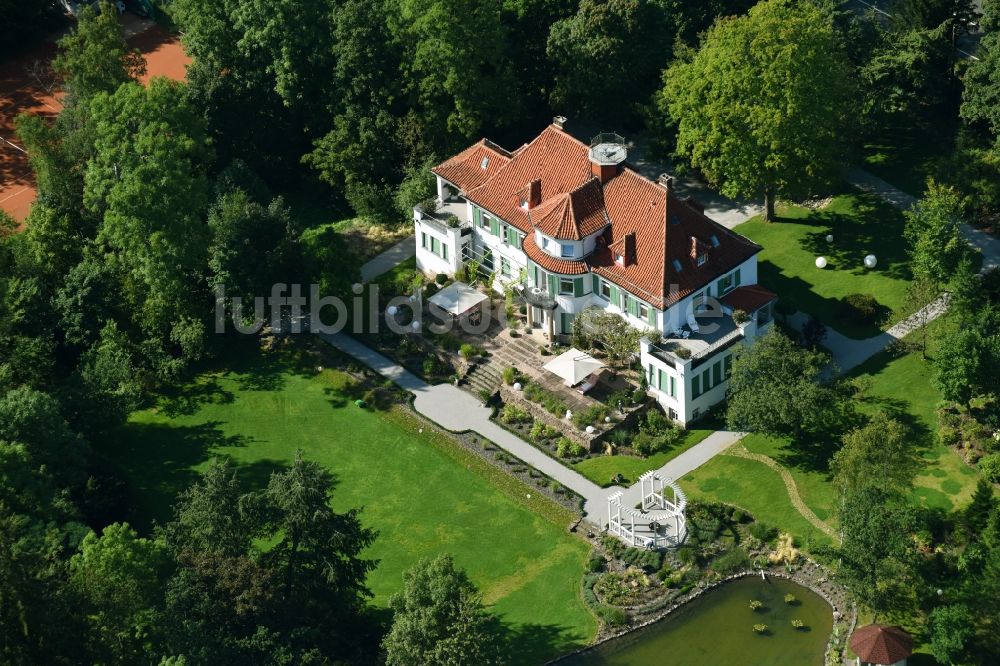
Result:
[549, 560, 856, 666]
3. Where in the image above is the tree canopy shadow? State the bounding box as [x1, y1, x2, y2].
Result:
[156, 375, 235, 417]
[499, 620, 590, 666]
[795, 192, 912, 283]
[108, 420, 255, 532]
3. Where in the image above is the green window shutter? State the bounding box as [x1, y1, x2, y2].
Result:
[659, 369, 667, 392]
[717, 278, 725, 295]
[592, 274, 599, 294]
[647, 306, 657, 327]
[573, 277, 584, 297]
[669, 375, 676, 397]
[474, 207, 482, 227]
[713, 361, 722, 385]
[629, 296, 638, 317]
[735, 269, 741, 286]
[692, 375, 700, 398]
[489, 216, 499, 236]
[610, 284, 619, 305]
[724, 354, 733, 378]
[702, 369, 711, 390]
[548, 273, 558, 295]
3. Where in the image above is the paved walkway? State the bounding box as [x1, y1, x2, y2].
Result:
[320, 330, 747, 529]
[360, 235, 415, 282]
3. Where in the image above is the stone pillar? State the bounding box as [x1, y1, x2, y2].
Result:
[547, 310, 555, 342]
[526, 304, 534, 328]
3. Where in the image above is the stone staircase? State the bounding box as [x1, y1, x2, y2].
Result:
[490, 335, 544, 370]
[463, 361, 502, 397]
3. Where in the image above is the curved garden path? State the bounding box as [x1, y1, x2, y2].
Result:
[726, 444, 838, 542]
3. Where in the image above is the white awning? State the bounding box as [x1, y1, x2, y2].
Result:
[543, 348, 605, 386]
[428, 281, 488, 316]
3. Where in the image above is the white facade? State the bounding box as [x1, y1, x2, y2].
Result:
[414, 175, 775, 427]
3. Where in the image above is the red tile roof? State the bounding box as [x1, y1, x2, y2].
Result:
[720, 285, 777, 313]
[528, 178, 609, 240]
[522, 233, 589, 275]
[436, 124, 761, 310]
[432, 139, 511, 192]
[850, 625, 913, 665]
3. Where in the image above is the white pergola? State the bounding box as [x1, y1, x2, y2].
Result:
[542, 348, 605, 387]
[607, 472, 687, 549]
[428, 281, 488, 317]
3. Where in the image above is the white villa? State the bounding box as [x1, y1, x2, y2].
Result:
[413, 118, 777, 426]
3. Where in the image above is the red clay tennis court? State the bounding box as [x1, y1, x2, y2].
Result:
[0, 16, 190, 225]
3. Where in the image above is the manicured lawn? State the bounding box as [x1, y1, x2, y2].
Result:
[851, 324, 980, 512]
[736, 193, 913, 339]
[679, 456, 834, 551]
[102, 346, 596, 663]
[740, 433, 839, 526]
[679, 325, 981, 550]
[573, 428, 713, 487]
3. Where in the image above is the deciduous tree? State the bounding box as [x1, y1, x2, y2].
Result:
[383, 554, 504, 666]
[658, 0, 854, 220]
[725, 328, 848, 440]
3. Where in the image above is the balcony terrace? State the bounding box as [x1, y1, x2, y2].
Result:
[650, 313, 745, 368]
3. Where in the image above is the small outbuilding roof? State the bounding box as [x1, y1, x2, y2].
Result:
[428, 282, 488, 316]
[850, 624, 914, 665]
[543, 348, 605, 386]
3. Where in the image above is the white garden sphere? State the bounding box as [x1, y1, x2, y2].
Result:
[815, 256, 828, 269]
[411, 320, 421, 331]
[565, 410, 573, 420]
[586, 425, 595, 434]
[864, 254, 877, 269]
[825, 234, 834, 243]
[604, 416, 612, 423]
[513, 382, 522, 391]
[386, 305, 398, 316]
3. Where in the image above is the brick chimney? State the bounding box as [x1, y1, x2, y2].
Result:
[527, 179, 541, 209]
[623, 233, 636, 265]
[657, 173, 674, 190]
[553, 115, 567, 129]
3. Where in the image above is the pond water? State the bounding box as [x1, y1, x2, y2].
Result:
[564, 576, 833, 666]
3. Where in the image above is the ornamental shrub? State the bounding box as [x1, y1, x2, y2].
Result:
[556, 437, 586, 458]
[839, 293, 880, 324]
[502, 366, 518, 385]
[978, 453, 1000, 483]
[501, 404, 531, 424]
[713, 549, 750, 575]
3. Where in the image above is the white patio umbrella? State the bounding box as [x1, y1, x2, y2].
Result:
[543, 348, 605, 387]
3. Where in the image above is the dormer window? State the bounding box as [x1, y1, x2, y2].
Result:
[697, 254, 708, 266]
[672, 259, 683, 272]
[615, 254, 624, 265]
[480, 156, 489, 170]
[561, 243, 573, 258]
[710, 234, 720, 247]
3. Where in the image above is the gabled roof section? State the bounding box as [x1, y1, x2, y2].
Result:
[589, 167, 761, 309]
[432, 139, 511, 192]
[465, 125, 594, 233]
[529, 178, 609, 240]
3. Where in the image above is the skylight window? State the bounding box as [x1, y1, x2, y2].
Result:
[672, 259, 683, 272]
[697, 254, 708, 266]
[480, 156, 489, 169]
[670, 215, 681, 225]
[710, 234, 720, 247]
